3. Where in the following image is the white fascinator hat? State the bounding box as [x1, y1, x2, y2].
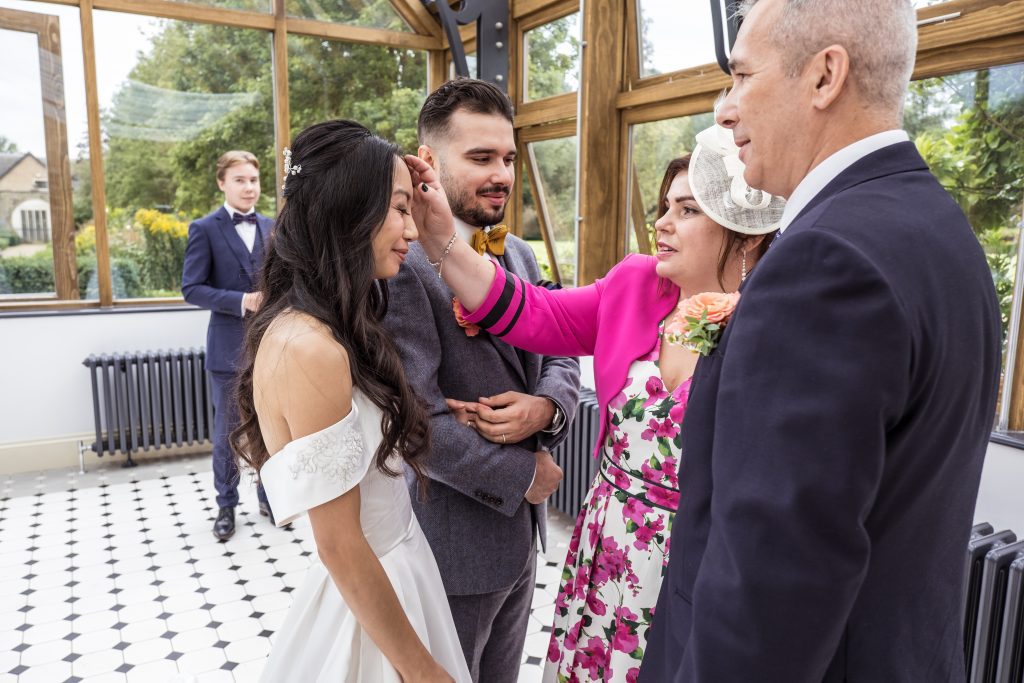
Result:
[690, 122, 785, 235]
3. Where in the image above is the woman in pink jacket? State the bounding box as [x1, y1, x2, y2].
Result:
[407, 123, 785, 682]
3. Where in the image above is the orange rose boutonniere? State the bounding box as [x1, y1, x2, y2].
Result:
[665, 291, 740, 356]
[452, 298, 481, 337]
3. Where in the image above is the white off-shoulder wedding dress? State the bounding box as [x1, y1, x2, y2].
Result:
[258, 390, 471, 682]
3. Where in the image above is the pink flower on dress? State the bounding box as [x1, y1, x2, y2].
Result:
[564, 624, 581, 652]
[622, 497, 652, 526]
[669, 400, 686, 426]
[627, 667, 641, 683]
[573, 564, 591, 599]
[640, 460, 662, 484]
[663, 455, 679, 488]
[579, 637, 610, 679]
[641, 417, 679, 441]
[586, 592, 607, 616]
[642, 376, 668, 408]
[548, 634, 561, 663]
[647, 485, 680, 510]
[554, 589, 569, 612]
[633, 516, 665, 551]
[612, 623, 640, 655]
[612, 432, 630, 460]
[609, 389, 628, 410]
[594, 537, 628, 584]
[587, 517, 602, 549]
[612, 467, 631, 490]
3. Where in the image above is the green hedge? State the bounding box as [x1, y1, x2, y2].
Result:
[0, 252, 144, 299]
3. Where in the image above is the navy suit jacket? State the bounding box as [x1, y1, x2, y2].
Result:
[181, 206, 272, 374]
[641, 142, 1001, 682]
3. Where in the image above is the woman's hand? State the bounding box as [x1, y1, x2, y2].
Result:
[404, 155, 455, 255]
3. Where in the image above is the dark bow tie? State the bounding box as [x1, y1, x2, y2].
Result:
[231, 211, 255, 226]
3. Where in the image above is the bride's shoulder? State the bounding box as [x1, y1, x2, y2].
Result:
[255, 310, 353, 403]
[260, 310, 348, 366]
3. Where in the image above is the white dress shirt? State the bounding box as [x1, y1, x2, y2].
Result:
[225, 203, 257, 316]
[226, 202, 258, 252]
[454, 217, 479, 245]
[779, 130, 910, 232]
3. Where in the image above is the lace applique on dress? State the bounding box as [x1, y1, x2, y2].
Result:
[288, 419, 367, 488]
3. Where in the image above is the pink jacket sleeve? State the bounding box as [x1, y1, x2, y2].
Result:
[461, 267, 604, 357]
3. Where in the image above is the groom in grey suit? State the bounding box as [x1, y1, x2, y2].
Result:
[384, 78, 580, 682]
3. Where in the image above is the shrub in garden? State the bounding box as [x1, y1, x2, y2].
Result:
[135, 208, 189, 293]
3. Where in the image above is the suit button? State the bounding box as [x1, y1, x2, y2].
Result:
[494, 497, 504, 507]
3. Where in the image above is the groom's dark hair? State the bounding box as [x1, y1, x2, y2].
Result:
[418, 77, 514, 145]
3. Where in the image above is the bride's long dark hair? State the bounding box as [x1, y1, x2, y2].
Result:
[231, 120, 428, 480]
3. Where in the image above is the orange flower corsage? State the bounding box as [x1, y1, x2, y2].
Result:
[452, 298, 481, 337]
[664, 291, 740, 356]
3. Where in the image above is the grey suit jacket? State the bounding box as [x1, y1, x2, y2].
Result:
[384, 235, 580, 596]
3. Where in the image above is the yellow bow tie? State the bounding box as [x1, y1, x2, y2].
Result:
[470, 225, 508, 256]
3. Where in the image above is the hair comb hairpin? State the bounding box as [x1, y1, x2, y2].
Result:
[282, 147, 302, 190]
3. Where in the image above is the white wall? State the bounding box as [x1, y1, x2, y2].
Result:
[0, 307, 209, 444]
[0, 313, 1020, 532]
[975, 443, 1024, 533]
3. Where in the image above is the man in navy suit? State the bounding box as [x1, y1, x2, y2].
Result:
[182, 150, 274, 540]
[641, 1, 1001, 681]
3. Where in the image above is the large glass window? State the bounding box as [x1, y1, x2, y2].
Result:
[624, 112, 715, 254]
[907, 63, 1024, 344]
[0, 1, 91, 301]
[636, 0, 716, 78]
[93, 12, 275, 300]
[286, 0, 411, 31]
[288, 36, 427, 152]
[523, 12, 580, 102]
[520, 172, 556, 282]
[178, 0, 270, 11]
[525, 136, 578, 286]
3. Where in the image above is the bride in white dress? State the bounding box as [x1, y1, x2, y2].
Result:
[229, 120, 471, 683]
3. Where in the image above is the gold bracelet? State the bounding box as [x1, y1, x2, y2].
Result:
[427, 232, 458, 279]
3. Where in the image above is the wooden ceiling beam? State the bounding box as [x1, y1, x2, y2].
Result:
[388, 0, 442, 38]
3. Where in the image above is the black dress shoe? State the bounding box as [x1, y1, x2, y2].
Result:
[259, 499, 277, 524]
[213, 506, 235, 540]
[259, 499, 289, 529]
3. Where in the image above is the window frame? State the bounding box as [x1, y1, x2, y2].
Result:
[1, 0, 446, 312]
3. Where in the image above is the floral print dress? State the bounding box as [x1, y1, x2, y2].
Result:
[545, 332, 691, 683]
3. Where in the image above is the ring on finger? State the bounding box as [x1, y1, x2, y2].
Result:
[501, 433, 507, 444]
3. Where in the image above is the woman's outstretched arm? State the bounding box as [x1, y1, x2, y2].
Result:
[405, 155, 601, 357]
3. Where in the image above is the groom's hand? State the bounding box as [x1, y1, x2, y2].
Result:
[525, 451, 562, 504]
[445, 398, 480, 428]
[471, 391, 555, 443]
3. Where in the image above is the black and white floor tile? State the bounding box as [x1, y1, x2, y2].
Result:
[0, 455, 574, 682]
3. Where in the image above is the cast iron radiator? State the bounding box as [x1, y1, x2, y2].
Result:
[82, 349, 214, 469]
[965, 522, 1024, 683]
[550, 388, 601, 519]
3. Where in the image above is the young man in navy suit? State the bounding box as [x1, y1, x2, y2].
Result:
[182, 150, 275, 540]
[641, 1, 1001, 681]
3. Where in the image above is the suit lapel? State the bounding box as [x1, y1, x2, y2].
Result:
[789, 141, 929, 232]
[216, 207, 254, 277]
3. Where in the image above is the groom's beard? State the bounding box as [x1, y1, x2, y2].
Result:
[440, 165, 509, 228]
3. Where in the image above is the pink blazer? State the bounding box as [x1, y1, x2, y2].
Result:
[463, 254, 680, 454]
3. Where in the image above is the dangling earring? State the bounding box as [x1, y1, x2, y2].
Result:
[741, 250, 748, 283]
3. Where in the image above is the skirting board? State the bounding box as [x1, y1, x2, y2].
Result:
[0, 435, 212, 475]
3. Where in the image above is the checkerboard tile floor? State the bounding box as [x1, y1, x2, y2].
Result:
[0, 454, 575, 682]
